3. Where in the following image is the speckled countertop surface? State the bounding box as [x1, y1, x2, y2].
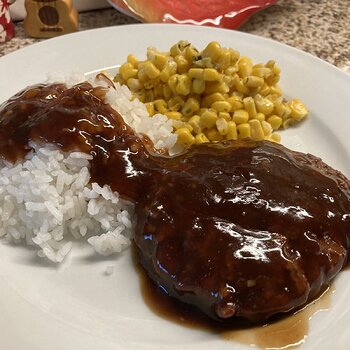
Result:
[0, 0, 349, 73]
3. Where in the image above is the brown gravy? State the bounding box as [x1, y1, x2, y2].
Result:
[134, 249, 333, 349]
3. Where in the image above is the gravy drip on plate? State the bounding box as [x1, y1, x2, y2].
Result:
[0, 83, 349, 325]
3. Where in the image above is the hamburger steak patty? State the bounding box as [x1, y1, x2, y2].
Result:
[134, 140, 350, 323]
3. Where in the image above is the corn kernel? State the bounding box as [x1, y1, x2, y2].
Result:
[270, 132, 281, 142]
[184, 45, 199, 62]
[267, 115, 282, 130]
[162, 85, 172, 100]
[243, 76, 264, 88]
[119, 63, 138, 80]
[204, 92, 225, 106]
[249, 119, 265, 140]
[243, 97, 257, 118]
[232, 109, 249, 124]
[188, 115, 202, 133]
[237, 123, 251, 139]
[205, 81, 229, 94]
[165, 111, 182, 120]
[202, 41, 222, 61]
[203, 68, 221, 81]
[289, 99, 308, 121]
[227, 95, 243, 112]
[182, 98, 200, 118]
[219, 112, 231, 121]
[175, 55, 190, 74]
[154, 99, 168, 114]
[148, 51, 168, 70]
[238, 57, 253, 78]
[127, 54, 139, 68]
[216, 117, 228, 135]
[262, 120, 273, 136]
[145, 102, 155, 116]
[227, 121, 238, 140]
[206, 128, 223, 141]
[211, 100, 232, 113]
[176, 75, 191, 95]
[200, 109, 218, 129]
[188, 68, 204, 79]
[143, 61, 160, 79]
[254, 113, 266, 122]
[195, 133, 209, 144]
[192, 79, 206, 94]
[126, 78, 142, 91]
[235, 78, 250, 95]
[255, 96, 274, 116]
[168, 96, 184, 111]
[176, 127, 195, 146]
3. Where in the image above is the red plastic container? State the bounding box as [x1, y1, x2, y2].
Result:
[108, 0, 278, 29]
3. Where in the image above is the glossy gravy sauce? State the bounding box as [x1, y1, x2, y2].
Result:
[0, 82, 348, 348]
[134, 249, 333, 349]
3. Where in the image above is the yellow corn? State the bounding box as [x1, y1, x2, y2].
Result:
[176, 75, 191, 95]
[168, 96, 185, 111]
[249, 119, 265, 140]
[274, 100, 292, 119]
[206, 128, 223, 141]
[237, 123, 251, 139]
[243, 97, 257, 118]
[205, 81, 229, 94]
[119, 63, 138, 81]
[232, 109, 249, 124]
[262, 120, 273, 136]
[195, 133, 209, 144]
[289, 99, 308, 121]
[192, 79, 206, 94]
[126, 78, 142, 91]
[176, 127, 195, 146]
[165, 111, 182, 120]
[254, 113, 266, 122]
[154, 99, 168, 114]
[145, 102, 155, 116]
[255, 95, 274, 116]
[203, 68, 221, 81]
[218, 112, 231, 121]
[243, 76, 264, 88]
[227, 95, 243, 112]
[270, 132, 281, 142]
[143, 78, 160, 90]
[238, 57, 253, 78]
[267, 115, 282, 130]
[148, 51, 168, 70]
[127, 54, 139, 68]
[211, 100, 232, 113]
[175, 55, 190, 74]
[216, 117, 228, 135]
[227, 121, 238, 140]
[182, 98, 200, 118]
[188, 68, 204, 79]
[188, 115, 202, 133]
[204, 92, 225, 106]
[142, 61, 160, 79]
[202, 41, 222, 61]
[200, 109, 218, 129]
[162, 85, 172, 100]
[115, 40, 308, 149]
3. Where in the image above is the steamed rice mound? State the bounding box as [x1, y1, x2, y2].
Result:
[0, 75, 177, 262]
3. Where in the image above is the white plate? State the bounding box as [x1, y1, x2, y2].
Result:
[0, 24, 350, 350]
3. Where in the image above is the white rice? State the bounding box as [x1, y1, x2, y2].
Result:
[0, 75, 178, 262]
